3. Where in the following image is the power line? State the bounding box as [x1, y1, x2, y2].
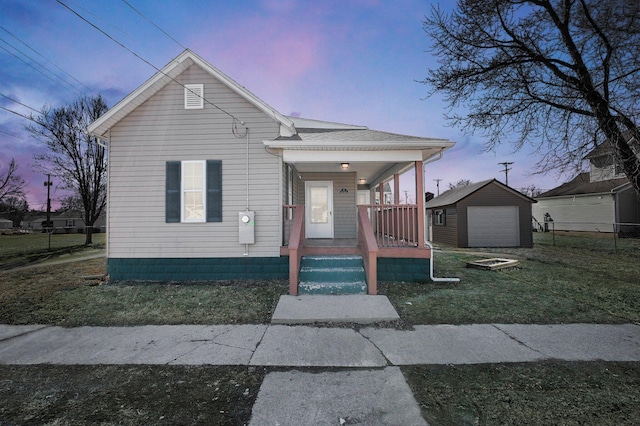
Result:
[0, 129, 21, 139]
[120, 0, 188, 50]
[498, 162, 514, 186]
[433, 178, 442, 196]
[0, 93, 41, 114]
[0, 105, 35, 122]
[56, 0, 243, 124]
[0, 39, 83, 96]
[0, 25, 96, 95]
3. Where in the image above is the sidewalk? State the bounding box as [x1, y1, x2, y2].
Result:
[2, 322, 639, 425]
[1, 322, 639, 425]
[2, 323, 640, 366]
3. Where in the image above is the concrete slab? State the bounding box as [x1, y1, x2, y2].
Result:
[0, 325, 267, 365]
[249, 367, 427, 426]
[361, 324, 544, 365]
[496, 323, 640, 361]
[170, 325, 268, 365]
[271, 295, 400, 324]
[250, 325, 387, 367]
[0, 324, 49, 342]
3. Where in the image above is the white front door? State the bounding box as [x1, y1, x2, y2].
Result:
[305, 181, 333, 239]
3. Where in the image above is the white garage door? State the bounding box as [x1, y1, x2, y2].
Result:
[467, 206, 520, 247]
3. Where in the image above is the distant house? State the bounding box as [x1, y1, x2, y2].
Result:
[425, 179, 536, 248]
[24, 212, 106, 234]
[87, 49, 457, 292]
[0, 218, 12, 230]
[533, 143, 640, 233]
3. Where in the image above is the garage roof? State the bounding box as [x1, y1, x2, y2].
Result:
[424, 179, 535, 209]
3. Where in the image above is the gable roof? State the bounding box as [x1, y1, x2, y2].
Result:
[424, 179, 535, 209]
[87, 49, 296, 139]
[536, 172, 631, 198]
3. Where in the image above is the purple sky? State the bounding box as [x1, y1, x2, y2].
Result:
[0, 0, 570, 209]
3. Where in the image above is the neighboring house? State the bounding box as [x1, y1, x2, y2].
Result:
[533, 143, 640, 233]
[24, 212, 106, 234]
[87, 50, 456, 292]
[425, 179, 536, 248]
[0, 218, 12, 230]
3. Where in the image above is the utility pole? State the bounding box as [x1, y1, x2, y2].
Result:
[404, 190, 408, 204]
[498, 162, 513, 186]
[44, 174, 52, 250]
[433, 178, 442, 196]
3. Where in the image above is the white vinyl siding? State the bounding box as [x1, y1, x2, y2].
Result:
[184, 84, 204, 109]
[107, 64, 281, 258]
[533, 194, 615, 232]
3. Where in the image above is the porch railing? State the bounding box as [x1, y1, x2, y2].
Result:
[285, 205, 305, 295]
[361, 204, 419, 248]
[358, 205, 378, 294]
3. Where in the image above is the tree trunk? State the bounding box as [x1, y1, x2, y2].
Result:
[84, 222, 93, 245]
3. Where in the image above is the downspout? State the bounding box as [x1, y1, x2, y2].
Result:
[423, 149, 460, 283]
[424, 240, 459, 283]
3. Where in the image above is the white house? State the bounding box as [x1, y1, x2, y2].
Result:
[533, 143, 640, 233]
[87, 50, 456, 293]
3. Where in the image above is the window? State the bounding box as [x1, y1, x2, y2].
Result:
[65, 219, 75, 227]
[182, 161, 205, 222]
[166, 160, 222, 223]
[184, 84, 204, 109]
[433, 209, 446, 226]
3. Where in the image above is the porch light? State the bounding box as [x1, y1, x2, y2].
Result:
[341, 163, 349, 170]
[359, 178, 366, 184]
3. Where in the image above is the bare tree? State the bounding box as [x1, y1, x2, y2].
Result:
[0, 158, 26, 203]
[423, 0, 640, 195]
[520, 184, 544, 198]
[448, 179, 472, 190]
[27, 95, 108, 244]
[0, 196, 29, 227]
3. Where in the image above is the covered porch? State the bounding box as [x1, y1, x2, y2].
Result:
[265, 117, 455, 295]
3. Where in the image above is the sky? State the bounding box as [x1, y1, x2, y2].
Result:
[0, 0, 571, 210]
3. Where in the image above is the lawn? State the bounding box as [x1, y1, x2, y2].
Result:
[0, 232, 106, 267]
[381, 232, 640, 325]
[1, 232, 639, 326]
[1, 232, 639, 425]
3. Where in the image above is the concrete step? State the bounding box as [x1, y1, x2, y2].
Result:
[298, 255, 367, 295]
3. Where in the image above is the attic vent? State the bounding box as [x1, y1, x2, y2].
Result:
[184, 84, 204, 109]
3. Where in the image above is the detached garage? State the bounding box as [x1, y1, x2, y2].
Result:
[425, 179, 536, 248]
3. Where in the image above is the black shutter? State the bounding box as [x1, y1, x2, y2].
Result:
[206, 160, 222, 222]
[166, 161, 181, 223]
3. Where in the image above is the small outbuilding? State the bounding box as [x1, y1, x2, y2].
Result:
[425, 179, 536, 248]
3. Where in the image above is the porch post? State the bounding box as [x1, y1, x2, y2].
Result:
[378, 182, 385, 204]
[393, 174, 400, 204]
[415, 161, 425, 246]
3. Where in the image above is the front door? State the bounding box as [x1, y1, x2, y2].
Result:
[305, 181, 333, 238]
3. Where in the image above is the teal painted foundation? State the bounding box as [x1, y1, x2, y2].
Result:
[107, 257, 288, 281]
[107, 256, 430, 282]
[376, 257, 431, 282]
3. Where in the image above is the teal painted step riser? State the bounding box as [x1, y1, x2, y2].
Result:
[300, 258, 363, 268]
[300, 267, 365, 282]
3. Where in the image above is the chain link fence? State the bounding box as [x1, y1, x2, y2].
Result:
[533, 221, 640, 253]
